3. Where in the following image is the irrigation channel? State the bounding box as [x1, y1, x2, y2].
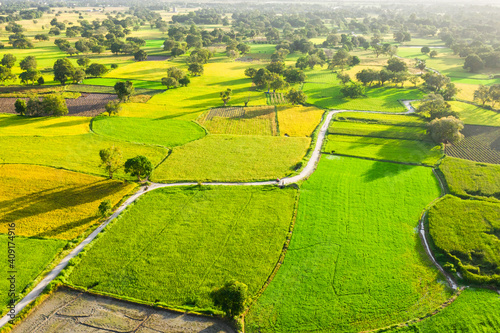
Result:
[0, 100, 459, 329]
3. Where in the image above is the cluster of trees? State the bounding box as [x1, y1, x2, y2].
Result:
[420, 47, 438, 58]
[354, 58, 411, 90]
[15, 94, 68, 117]
[417, 94, 464, 144]
[161, 66, 190, 89]
[171, 9, 226, 25]
[473, 85, 500, 109]
[99, 147, 153, 181]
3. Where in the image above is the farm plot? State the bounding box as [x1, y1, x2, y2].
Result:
[323, 135, 442, 165]
[439, 156, 500, 200]
[245, 156, 450, 333]
[267, 92, 288, 105]
[0, 114, 90, 137]
[276, 105, 324, 137]
[92, 116, 206, 147]
[388, 288, 500, 333]
[0, 94, 116, 117]
[445, 124, 500, 164]
[328, 122, 429, 141]
[302, 71, 424, 112]
[11, 287, 234, 333]
[197, 106, 277, 136]
[428, 195, 500, 285]
[152, 135, 310, 182]
[68, 186, 297, 312]
[448, 101, 500, 126]
[0, 164, 135, 240]
[0, 134, 168, 179]
[0, 235, 66, 316]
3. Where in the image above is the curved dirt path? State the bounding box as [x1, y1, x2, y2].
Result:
[0, 100, 456, 329]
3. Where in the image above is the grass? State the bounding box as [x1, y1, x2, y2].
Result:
[303, 70, 424, 112]
[428, 195, 500, 281]
[0, 134, 168, 179]
[323, 135, 443, 165]
[0, 235, 66, 315]
[439, 156, 500, 200]
[448, 101, 500, 127]
[119, 59, 268, 120]
[328, 121, 429, 141]
[152, 135, 310, 182]
[276, 105, 324, 137]
[197, 106, 278, 136]
[388, 288, 500, 332]
[104, 60, 172, 81]
[92, 116, 206, 147]
[0, 164, 136, 240]
[246, 156, 450, 333]
[0, 114, 91, 137]
[68, 186, 297, 311]
[397, 47, 500, 85]
[83, 78, 166, 90]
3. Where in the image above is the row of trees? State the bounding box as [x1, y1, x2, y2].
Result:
[14, 95, 68, 116]
[99, 147, 153, 181]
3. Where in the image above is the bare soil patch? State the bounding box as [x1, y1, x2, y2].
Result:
[147, 55, 171, 61]
[11, 287, 234, 333]
[0, 94, 116, 117]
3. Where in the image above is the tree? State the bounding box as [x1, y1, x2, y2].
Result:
[378, 69, 393, 86]
[114, 81, 134, 102]
[270, 76, 288, 92]
[409, 75, 419, 87]
[463, 54, 484, 73]
[53, 58, 75, 85]
[134, 50, 148, 61]
[341, 83, 365, 98]
[427, 116, 464, 144]
[99, 146, 122, 179]
[98, 200, 112, 217]
[337, 72, 351, 85]
[295, 56, 309, 70]
[19, 69, 41, 85]
[442, 83, 458, 101]
[356, 69, 378, 86]
[236, 43, 251, 55]
[244, 67, 257, 79]
[489, 84, 500, 108]
[210, 281, 248, 318]
[85, 63, 108, 77]
[42, 94, 68, 116]
[473, 85, 491, 106]
[0, 66, 15, 84]
[283, 67, 306, 84]
[77, 56, 91, 68]
[188, 63, 204, 76]
[1, 54, 16, 68]
[417, 94, 457, 119]
[429, 50, 438, 58]
[167, 67, 185, 80]
[19, 56, 36, 71]
[386, 58, 407, 73]
[286, 88, 307, 105]
[220, 88, 232, 107]
[14, 99, 27, 115]
[421, 46, 430, 55]
[179, 76, 190, 87]
[329, 49, 351, 71]
[105, 100, 121, 116]
[416, 60, 426, 73]
[72, 68, 86, 83]
[124, 155, 153, 181]
[161, 77, 179, 89]
[422, 73, 450, 92]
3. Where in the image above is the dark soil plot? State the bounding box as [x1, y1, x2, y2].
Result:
[0, 94, 116, 117]
[11, 287, 234, 333]
[445, 124, 500, 164]
[147, 55, 171, 61]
